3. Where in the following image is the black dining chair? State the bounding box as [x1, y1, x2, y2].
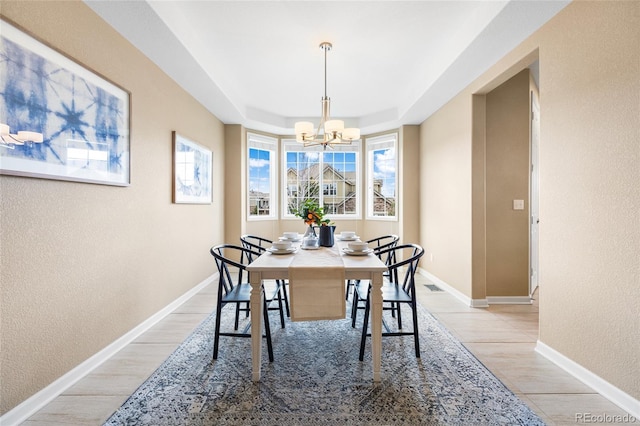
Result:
[240, 234, 290, 317]
[210, 244, 286, 362]
[352, 243, 424, 360]
[239, 234, 273, 261]
[350, 235, 401, 325]
[346, 234, 399, 300]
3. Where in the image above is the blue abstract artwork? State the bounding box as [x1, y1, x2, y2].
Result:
[173, 132, 212, 204]
[0, 20, 129, 185]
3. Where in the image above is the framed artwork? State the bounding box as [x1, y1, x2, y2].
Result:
[172, 132, 212, 204]
[0, 19, 130, 186]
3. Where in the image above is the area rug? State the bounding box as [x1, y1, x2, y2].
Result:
[104, 300, 545, 425]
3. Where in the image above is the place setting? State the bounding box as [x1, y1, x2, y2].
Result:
[342, 240, 374, 256]
[335, 230, 360, 241]
[267, 240, 297, 255]
[278, 231, 302, 242]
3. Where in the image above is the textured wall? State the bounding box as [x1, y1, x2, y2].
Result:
[399, 126, 421, 245]
[420, 94, 474, 296]
[420, 0, 639, 399]
[1, 1, 224, 414]
[485, 70, 531, 297]
[535, 0, 640, 399]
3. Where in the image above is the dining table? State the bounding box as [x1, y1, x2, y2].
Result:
[246, 237, 388, 382]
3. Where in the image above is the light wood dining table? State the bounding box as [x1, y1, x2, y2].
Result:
[246, 239, 388, 382]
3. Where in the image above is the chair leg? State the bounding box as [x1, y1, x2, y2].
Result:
[277, 286, 286, 328]
[213, 301, 224, 360]
[397, 302, 403, 329]
[359, 295, 371, 361]
[411, 300, 420, 358]
[280, 280, 290, 317]
[234, 306, 241, 331]
[351, 287, 360, 328]
[263, 298, 274, 362]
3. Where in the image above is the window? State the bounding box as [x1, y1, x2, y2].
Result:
[323, 183, 337, 196]
[283, 140, 360, 219]
[247, 133, 277, 219]
[366, 133, 397, 219]
[67, 139, 109, 172]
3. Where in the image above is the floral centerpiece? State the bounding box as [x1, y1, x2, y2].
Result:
[295, 199, 331, 237]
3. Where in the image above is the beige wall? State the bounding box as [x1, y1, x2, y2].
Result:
[485, 70, 531, 297]
[0, 1, 224, 414]
[420, 93, 474, 297]
[223, 125, 247, 242]
[535, 0, 639, 399]
[421, 0, 639, 399]
[398, 125, 420, 244]
[471, 94, 488, 300]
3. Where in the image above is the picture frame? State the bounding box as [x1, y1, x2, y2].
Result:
[0, 19, 130, 186]
[172, 132, 212, 204]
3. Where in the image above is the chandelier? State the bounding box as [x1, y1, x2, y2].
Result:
[294, 42, 360, 150]
[0, 123, 43, 149]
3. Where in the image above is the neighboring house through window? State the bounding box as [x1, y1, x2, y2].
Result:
[366, 133, 397, 219]
[283, 139, 360, 219]
[248, 133, 277, 219]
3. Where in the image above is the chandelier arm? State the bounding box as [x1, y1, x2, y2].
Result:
[1, 133, 25, 145]
[0, 135, 17, 149]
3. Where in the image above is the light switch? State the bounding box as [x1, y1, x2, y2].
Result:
[513, 199, 525, 210]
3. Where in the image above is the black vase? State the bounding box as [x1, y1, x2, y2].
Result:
[319, 225, 336, 247]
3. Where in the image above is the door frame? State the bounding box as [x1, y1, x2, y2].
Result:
[530, 90, 540, 296]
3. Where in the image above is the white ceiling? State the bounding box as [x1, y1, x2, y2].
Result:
[85, 0, 569, 136]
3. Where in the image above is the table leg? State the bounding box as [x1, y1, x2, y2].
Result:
[370, 271, 383, 382]
[249, 271, 263, 381]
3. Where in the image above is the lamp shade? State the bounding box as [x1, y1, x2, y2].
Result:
[342, 128, 360, 141]
[295, 121, 314, 137]
[17, 131, 44, 143]
[324, 120, 344, 134]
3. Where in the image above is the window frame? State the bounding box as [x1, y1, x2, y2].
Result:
[247, 132, 278, 220]
[281, 139, 362, 220]
[366, 133, 398, 221]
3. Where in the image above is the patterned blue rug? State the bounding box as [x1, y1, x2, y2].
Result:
[104, 299, 544, 425]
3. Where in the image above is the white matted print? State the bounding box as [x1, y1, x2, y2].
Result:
[172, 132, 212, 204]
[0, 19, 130, 186]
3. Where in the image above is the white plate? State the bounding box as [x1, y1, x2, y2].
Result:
[267, 247, 297, 255]
[342, 248, 373, 256]
[337, 236, 360, 241]
[279, 236, 302, 242]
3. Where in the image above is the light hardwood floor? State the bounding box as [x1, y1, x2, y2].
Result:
[21, 274, 631, 425]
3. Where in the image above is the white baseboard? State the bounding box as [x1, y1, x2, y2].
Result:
[0, 274, 216, 426]
[486, 296, 533, 305]
[536, 340, 640, 419]
[418, 268, 488, 307]
[471, 298, 490, 308]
